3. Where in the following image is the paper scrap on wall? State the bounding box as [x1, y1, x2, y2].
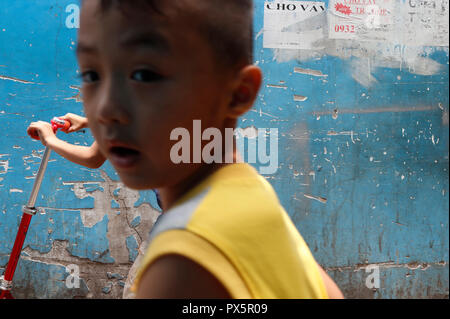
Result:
[328, 0, 449, 46]
[263, 1, 327, 49]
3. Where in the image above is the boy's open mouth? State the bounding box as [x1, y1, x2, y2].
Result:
[109, 146, 141, 169]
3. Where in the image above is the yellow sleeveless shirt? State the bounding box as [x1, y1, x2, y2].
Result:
[132, 163, 328, 298]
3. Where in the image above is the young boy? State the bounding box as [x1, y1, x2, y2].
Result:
[74, 0, 343, 298]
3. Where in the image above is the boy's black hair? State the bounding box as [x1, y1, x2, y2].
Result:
[97, 0, 254, 70]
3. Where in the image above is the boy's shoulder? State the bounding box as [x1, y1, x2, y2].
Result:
[136, 163, 328, 299]
[149, 163, 281, 242]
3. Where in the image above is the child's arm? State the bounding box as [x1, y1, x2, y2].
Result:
[135, 255, 230, 298]
[27, 121, 106, 169]
[59, 113, 89, 133]
[316, 262, 344, 299]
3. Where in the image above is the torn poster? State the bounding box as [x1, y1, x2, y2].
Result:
[263, 1, 327, 49]
[328, 0, 449, 46]
[328, 0, 395, 41]
[397, 0, 449, 46]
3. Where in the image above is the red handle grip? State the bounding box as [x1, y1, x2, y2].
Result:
[51, 117, 71, 133]
[30, 118, 71, 140]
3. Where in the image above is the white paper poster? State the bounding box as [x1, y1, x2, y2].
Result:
[263, 1, 327, 49]
[328, 0, 449, 46]
[328, 0, 395, 41]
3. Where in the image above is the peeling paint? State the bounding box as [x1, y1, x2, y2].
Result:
[314, 106, 437, 116]
[64, 85, 83, 103]
[294, 66, 328, 77]
[303, 193, 327, 203]
[0, 75, 35, 84]
[0, 159, 9, 175]
[267, 84, 288, 89]
[294, 94, 308, 102]
[325, 261, 448, 272]
[60, 171, 160, 264]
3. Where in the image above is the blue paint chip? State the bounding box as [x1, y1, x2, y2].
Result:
[111, 199, 120, 208]
[126, 235, 139, 262]
[83, 184, 104, 193]
[102, 282, 113, 294]
[107, 272, 124, 280]
[133, 189, 162, 212]
[130, 216, 141, 228]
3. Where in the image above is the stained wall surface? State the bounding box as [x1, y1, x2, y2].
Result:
[0, 0, 448, 298]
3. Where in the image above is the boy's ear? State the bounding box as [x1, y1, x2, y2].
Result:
[227, 65, 262, 119]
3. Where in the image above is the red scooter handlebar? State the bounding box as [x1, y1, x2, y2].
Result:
[51, 117, 71, 132]
[30, 117, 71, 140]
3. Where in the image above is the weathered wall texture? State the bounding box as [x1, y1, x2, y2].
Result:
[0, 0, 448, 298]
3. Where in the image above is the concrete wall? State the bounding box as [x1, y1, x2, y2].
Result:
[0, 0, 448, 298]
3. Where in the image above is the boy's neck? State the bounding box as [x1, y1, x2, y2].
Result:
[157, 149, 242, 211]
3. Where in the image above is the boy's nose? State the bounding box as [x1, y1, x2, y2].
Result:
[97, 79, 131, 125]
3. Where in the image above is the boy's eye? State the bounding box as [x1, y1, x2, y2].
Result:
[131, 69, 163, 82]
[81, 71, 100, 83]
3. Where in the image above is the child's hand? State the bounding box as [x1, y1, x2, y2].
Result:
[27, 121, 56, 146]
[60, 113, 88, 133]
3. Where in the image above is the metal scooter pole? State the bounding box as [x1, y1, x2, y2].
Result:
[0, 118, 70, 299]
[0, 147, 52, 297]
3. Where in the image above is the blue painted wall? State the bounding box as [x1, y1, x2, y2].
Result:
[0, 0, 448, 298]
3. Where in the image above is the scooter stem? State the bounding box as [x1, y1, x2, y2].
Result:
[0, 146, 52, 294]
[1, 118, 69, 298]
[27, 146, 52, 208]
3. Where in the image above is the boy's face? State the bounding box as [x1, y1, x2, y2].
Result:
[78, 1, 235, 190]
